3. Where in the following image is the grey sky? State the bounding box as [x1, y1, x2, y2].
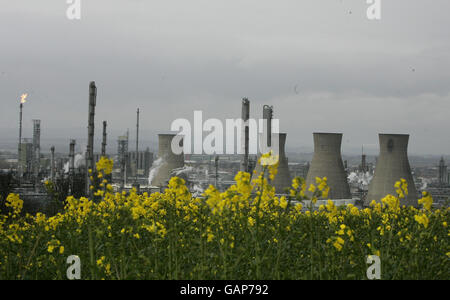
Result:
[0, 0, 449, 155]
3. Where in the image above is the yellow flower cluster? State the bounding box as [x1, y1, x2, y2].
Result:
[96, 157, 114, 175]
[0, 157, 448, 280]
[395, 179, 408, 199]
[5, 194, 23, 217]
[414, 213, 430, 229]
[418, 191, 433, 211]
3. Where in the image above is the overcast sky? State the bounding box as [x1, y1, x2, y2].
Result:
[0, 0, 449, 155]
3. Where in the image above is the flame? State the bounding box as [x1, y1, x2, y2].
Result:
[20, 93, 28, 104]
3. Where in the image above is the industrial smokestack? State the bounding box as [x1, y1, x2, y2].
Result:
[361, 145, 367, 173]
[214, 155, 219, 187]
[262, 105, 273, 147]
[17, 93, 28, 186]
[132, 108, 141, 192]
[101, 121, 107, 157]
[69, 140, 76, 176]
[18, 98, 24, 185]
[50, 146, 55, 182]
[253, 133, 292, 193]
[305, 133, 351, 199]
[240, 98, 250, 173]
[438, 157, 448, 186]
[32, 119, 41, 190]
[150, 134, 185, 187]
[135, 108, 140, 184]
[86, 81, 97, 195]
[69, 140, 76, 195]
[365, 134, 418, 207]
[117, 135, 129, 191]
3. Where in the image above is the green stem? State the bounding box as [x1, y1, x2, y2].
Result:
[88, 223, 95, 280]
[254, 166, 266, 279]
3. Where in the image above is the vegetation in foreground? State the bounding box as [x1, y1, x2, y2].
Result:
[0, 155, 448, 280]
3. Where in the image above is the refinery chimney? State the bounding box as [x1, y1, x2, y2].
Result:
[262, 105, 273, 147]
[69, 140, 76, 195]
[150, 134, 184, 187]
[438, 157, 448, 186]
[117, 134, 129, 190]
[135, 108, 140, 184]
[86, 81, 97, 195]
[133, 108, 140, 192]
[50, 146, 55, 182]
[18, 94, 27, 185]
[69, 140, 76, 177]
[305, 133, 351, 199]
[101, 121, 107, 157]
[365, 134, 418, 207]
[240, 98, 250, 173]
[32, 120, 41, 190]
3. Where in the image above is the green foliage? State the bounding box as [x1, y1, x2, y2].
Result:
[0, 169, 448, 280]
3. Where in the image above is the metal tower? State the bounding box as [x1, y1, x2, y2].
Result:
[101, 121, 107, 157]
[240, 98, 250, 173]
[32, 119, 41, 189]
[86, 81, 97, 195]
[118, 134, 129, 190]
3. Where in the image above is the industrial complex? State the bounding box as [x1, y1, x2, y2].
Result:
[1, 82, 449, 214]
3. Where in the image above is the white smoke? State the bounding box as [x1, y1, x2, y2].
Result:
[74, 154, 85, 168]
[192, 184, 204, 197]
[172, 166, 194, 177]
[148, 157, 164, 185]
[348, 171, 373, 187]
[63, 153, 85, 173]
[417, 177, 429, 191]
[421, 181, 428, 190]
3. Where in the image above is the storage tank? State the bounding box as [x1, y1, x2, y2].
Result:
[365, 134, 418, 207]
[305, 133, 351, 199]
[149, 134, 185, 187]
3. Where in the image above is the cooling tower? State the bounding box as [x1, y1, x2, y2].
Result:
[253, 133, 292, 193]
[150, 134, 185, 187]
[365, 134, 418, 207]
[305, 133, 351, 199]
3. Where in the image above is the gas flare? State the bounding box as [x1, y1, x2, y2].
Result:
[20, 93, 28, 104]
